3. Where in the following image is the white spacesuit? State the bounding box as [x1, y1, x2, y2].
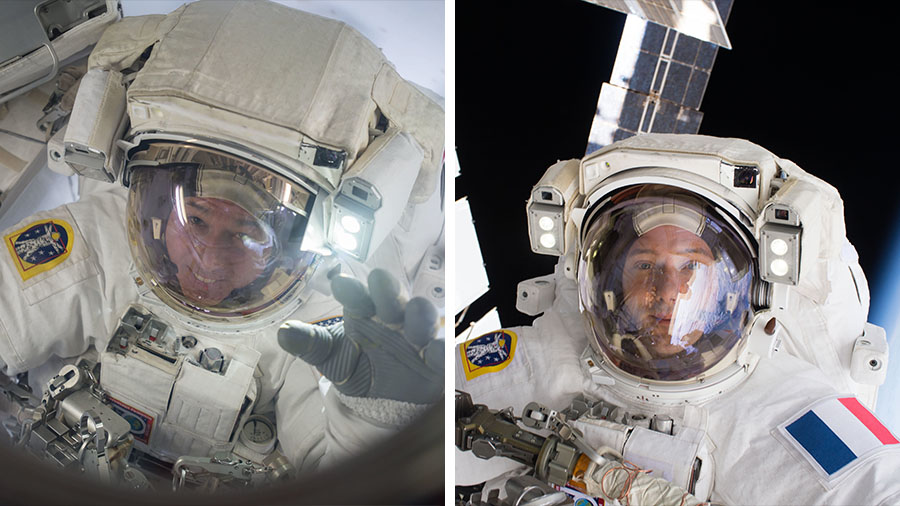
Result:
[456, 134, 900, 505]
[0, 0, 443, 492]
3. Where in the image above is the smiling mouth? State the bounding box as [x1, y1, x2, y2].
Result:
[650, 317, 674, 335]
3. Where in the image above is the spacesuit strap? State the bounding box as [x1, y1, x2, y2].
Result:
[87, 10, 179, 73]
[682, 403, 709, 435]
[371, 64, 444, 204]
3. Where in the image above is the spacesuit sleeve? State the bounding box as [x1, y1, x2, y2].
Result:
[707, 353, 900, 504]
[320, 386, 432, 468]
[274, 173, 444, 472]
[0, 187, 135, 375]
[276, 353, 433, 475]
[273, 357, 328, 473]
[275, 211, 443, 475]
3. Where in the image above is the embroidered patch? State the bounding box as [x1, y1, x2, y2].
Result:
[778, 395, 899, 482]
[311, 315, 343, 327]
[4, 219, 75, 281]
[460, 330, 517, 380]
[108, 396, 154, 445]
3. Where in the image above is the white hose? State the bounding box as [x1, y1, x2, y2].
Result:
[583, 458, 704, 506]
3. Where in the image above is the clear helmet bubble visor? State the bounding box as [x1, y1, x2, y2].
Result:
[125, 141, 322, 323]
[578, 184, 756, 382]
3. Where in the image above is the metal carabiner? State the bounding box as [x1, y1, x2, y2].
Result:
[172, 466, 188, 492]
[77, 410, 109, 465]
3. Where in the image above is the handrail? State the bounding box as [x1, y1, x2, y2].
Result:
[0, 3, 61, 105]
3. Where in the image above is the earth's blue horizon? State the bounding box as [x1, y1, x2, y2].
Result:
[869, 244, 899, 433]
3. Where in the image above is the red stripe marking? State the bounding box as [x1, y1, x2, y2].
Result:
[839, 397, 899, 445]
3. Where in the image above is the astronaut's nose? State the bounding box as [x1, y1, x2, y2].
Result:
[192, 242, 230, 273]
[652, 267, 684, 303]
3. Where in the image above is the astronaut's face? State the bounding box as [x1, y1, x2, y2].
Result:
[165, 196, 273, 305]
[621, 225, 716, 357]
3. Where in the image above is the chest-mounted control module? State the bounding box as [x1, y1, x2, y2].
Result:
[107, 306, 235, 377]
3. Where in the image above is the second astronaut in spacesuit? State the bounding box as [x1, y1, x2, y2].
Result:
[456, 134, 900, 505]
[0, 0, 443, 491]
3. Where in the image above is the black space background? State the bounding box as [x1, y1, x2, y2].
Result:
[456, 2, 896, 330]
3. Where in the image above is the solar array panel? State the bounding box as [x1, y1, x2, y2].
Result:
[582, 0, 731, 48]
[585, 0, 734, 153]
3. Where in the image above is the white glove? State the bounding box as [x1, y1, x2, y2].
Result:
[278, 269, 443, 404]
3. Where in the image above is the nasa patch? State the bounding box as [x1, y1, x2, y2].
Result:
[4, 219, 75, 281]
[108, 396, 154, 445]
[460, 330, 517, 380]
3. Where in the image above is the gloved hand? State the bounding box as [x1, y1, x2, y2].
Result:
[278, 268, 443, 405]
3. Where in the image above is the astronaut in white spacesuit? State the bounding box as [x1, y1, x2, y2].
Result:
[456, 134, 900, 505]
[0, 0, 443, 491]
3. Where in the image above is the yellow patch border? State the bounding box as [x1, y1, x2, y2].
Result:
[5, 219, 75, 281]
[460, 330, 517, 380]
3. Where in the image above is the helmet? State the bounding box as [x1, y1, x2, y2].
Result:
[578, 184, 756, 383]
[61, 1, 443, 326]
[125, 138, 324, 326]
[526, 133, 879, 405]
[524, 134, 803, 403]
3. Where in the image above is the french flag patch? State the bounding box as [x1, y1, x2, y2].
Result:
[778, 396, 899, 482]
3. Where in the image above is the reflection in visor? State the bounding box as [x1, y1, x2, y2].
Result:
[126, 142, 321, 322]
[579, 185, 756, 382]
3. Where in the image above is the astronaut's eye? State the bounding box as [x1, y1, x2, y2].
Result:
[187, 216, 210, 235]
[234, 221, 267, 244]
[188, 216, 207, 228]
